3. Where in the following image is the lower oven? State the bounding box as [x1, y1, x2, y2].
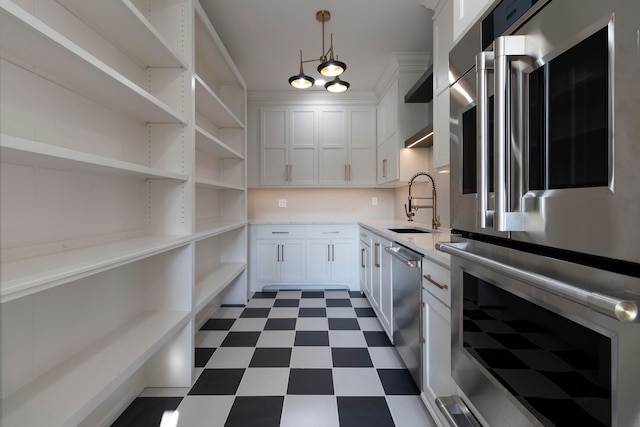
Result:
[438, 238, 640, 427]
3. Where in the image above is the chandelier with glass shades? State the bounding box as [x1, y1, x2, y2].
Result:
[288, 10, 350, 93]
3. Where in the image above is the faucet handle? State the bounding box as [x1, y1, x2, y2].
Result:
[404, 203, 415, 221]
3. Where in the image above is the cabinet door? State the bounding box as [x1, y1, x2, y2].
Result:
[306, 240, 332, 282]
[331, 240, 356, 283]
[377, 139, 399, 184]
[378, 238, 393, 334]
[348, 108, 377, 185]
[423, 289, 456, 400]
[290, 108, 318, 185]
[280, 240, 306, 282]
[359, 240, 371, 296]
[261, 108, 288, 185]
[255, 239, 281, 282]
[371, 241, 382, 311]
[318, 108, 348, 185]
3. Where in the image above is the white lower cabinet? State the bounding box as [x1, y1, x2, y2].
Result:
[360, 226, 393, 339]
[359, 229, 373, 298]
[421, 258, 456, 424]
[250, 224, 357, 291]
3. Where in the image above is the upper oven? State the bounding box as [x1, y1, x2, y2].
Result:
[449, 0, 640, 266]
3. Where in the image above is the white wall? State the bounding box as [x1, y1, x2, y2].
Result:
[248, 188, 395, 221]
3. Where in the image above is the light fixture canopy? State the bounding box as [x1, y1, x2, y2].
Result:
[288, 10, 349, 92]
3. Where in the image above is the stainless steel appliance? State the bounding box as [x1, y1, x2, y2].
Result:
[444, 0, 640, 425]
[386, 244, 423, 388]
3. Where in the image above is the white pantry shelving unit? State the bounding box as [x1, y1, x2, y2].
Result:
[0, 0, 247, 426]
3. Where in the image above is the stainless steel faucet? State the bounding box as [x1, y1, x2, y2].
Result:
[404, 171, 441, 229]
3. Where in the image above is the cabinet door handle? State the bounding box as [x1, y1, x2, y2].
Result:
[328, 244, 331, 262]
[348, 164, 352, 181]
[382, 159, 387, 178]
[345, 164, 348, 181]
[332, 244, 335, 261]
[374, 242, 380, 267]
[289, 164, 293, 182]
[419, 301, 426, 344]
[361, 248, 366, 268]
[277, 244, 280, 262]
[423, 274, 448, 290]
[281, 244, 285, 262]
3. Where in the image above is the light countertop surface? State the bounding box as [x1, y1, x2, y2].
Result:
[249, 219, 451, 268]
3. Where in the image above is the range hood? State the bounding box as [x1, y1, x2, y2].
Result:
[404, 65, 433, 103]
[404, 124, 433, 148]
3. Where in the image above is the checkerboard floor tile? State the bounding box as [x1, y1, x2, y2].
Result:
[112, 290, 437, 427]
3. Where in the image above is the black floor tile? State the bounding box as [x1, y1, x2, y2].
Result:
[349, 291, 366, 298]
[273, 298, 300, 307]
[294, 330, 330, 346]
[328, 318, 360, 330]
[364, 331, 393, 347]
[264, 318, 297, 330]
[221, 332, 261, 347]
[252, 292, 277, 299]
[249, 348, 292, 367]
[194, 347, 215, 368]
[188, 369, 244, 395]
[287, 369, 334, 395]
[240, 308, 271, 318]
[111, 397, 182, 427]
[337, 396, 395, 427]
[298, 307, 327, 317]
[200, 318, 235, 330]
[302, 291, 325, 298]
[377, 369, 421, 395]
[355, 307, 377, 317]
[326, 298, 352, 307]
[332, 348, 373, 367]
[224, 396, 284, 427]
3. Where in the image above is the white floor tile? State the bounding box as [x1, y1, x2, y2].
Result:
[290, 346, 333, 368]
[268, 307, 299, 318]
[235, 368, 290, 396]
[281, 395, 340, 427]
[229, 318, 267, 331]
[326, 307, 356, 318]
[332, 368, 385, 396]
[245, 298, 275, 308]
[176, 395, 235, 427]
[295, 317, 329, 331]
[205, 347, 255, 368]
[299, 298, 327, 308]
[276, 290, 302, 299]
[256, 330, 296, 347]
[212, 307, 244, 319]
[357, 317, 384, 331]
[328, 330, 368, 347]
[325, 290, 350, 299]
[368, 346, 406, 368]
[386, 395, 438, 427]
[195, 331, 227, 348]
[351, 298, 372, 308]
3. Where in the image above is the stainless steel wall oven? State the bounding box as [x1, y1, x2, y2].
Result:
[442, 0, 640, 425]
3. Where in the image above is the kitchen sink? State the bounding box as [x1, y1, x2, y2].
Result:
[386, 227, 431, 234]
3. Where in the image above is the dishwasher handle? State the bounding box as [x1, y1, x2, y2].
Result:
[385, 246, 421, 268]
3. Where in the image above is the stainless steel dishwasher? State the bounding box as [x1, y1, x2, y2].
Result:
[385, 244, 423, 388]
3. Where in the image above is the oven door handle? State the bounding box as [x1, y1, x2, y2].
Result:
[437, 242, 639, 323]
[476, 51, 494, 229]
[493, 35, 529, 232]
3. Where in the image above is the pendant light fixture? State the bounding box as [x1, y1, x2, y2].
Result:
[288, 10, 349, 92]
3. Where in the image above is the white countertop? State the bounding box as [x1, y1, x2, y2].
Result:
[249, 218, 451, 268]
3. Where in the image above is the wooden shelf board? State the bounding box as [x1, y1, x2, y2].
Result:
[0, 134, 188, 181]
[1, 310, 191, 427]
[195, 126, 243, 160]
[193, 220, 247, 242]
[1, 234, 191, 303]
[0, 2, 186, 125]
[195, 75, 244, 129]
[55, 0, 187, 69]
[194, 262, 246, 312]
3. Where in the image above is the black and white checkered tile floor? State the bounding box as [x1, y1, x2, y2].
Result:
[112, 290, 437, 427]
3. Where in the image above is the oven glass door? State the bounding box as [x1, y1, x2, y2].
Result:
[462, 272, 612, 426]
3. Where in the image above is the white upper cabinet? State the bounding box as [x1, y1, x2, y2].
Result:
[453, 0, 494, 43]
[432, 0, 454, 170]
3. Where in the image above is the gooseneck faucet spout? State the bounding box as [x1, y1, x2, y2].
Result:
[404, 172, 441, 229]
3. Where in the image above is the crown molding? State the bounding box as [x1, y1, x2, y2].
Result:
[374, 52, 432, 99]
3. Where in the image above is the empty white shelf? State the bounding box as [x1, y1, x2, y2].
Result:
[0, 1, 186, 125]
[1, 234, 191, 303]
[193, 219, 247, 241]
[195, 74, 244, 129]
[195, 126, 243, 160]
[0, 134, 189, 181]
[1, 310, 191, 427]
[195, 177, 245, 191]
[56, 0, 187, 69]
[194, 262, 246, 313]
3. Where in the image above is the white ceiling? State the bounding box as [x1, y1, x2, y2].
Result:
[200, 0, 435, 93]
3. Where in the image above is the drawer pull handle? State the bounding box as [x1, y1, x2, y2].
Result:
[424, 274, 448, 290]
[322, 231, 340, 234]
[272, 231, 289, 234]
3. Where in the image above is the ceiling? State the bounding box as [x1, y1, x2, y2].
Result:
[200, 0, 435, 94]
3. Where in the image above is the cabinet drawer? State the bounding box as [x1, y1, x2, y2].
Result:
[254, 225, 306, 239]
[306, 224, 355, 238]
[422, 258, 451, 307]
